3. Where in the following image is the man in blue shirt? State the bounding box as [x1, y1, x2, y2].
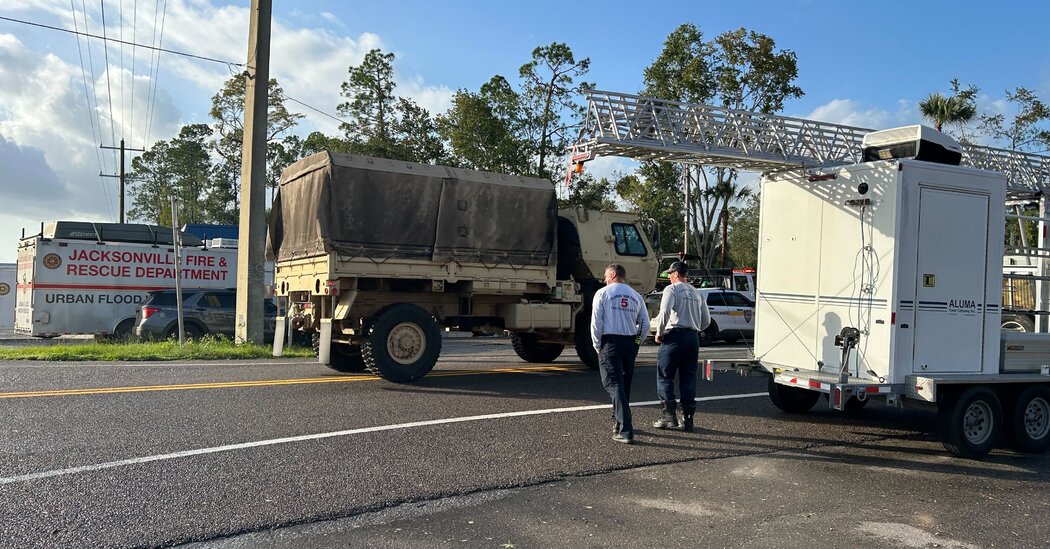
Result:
[591, 264, 650, 444]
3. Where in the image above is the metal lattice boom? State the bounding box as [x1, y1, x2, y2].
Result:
[571, 89, 1050, 195]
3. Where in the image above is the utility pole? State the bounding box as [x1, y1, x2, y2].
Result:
[682, 165, 690, 258]
[101, 139, 145, 223]
[170, 197, 186, 344]
[235, 0, 271, 345]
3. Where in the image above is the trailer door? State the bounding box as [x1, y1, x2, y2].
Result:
[912, 187, 988, 373]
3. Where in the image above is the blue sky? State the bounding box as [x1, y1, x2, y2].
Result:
[0, 0, 1048, 262]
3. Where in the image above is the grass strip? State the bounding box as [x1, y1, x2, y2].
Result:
[0, 337, 314, 361]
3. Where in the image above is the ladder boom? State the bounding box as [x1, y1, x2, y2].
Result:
[573, 89, 1050, 196]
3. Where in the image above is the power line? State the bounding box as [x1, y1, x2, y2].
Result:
[130, 0, 137, 146]
[142, 0, 160, 148]
[99, 1, 118, 173]
[71, 0, 114, 221]
[286, 96, 346, 124]
[144, 0, 168, 147]
[0, 14, 243, 66]
[118, 0, 124, 142]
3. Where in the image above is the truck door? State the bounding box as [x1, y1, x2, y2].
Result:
[722, 291, 755, 332]
[733, 274, 755, 301]
[912, 187, 988, 373]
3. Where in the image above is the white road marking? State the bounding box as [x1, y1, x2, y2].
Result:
[0, 392, 766, 485]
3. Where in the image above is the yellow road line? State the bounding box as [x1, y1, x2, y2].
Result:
[0, 364, 590, 399]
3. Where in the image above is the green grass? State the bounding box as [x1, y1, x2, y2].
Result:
[0, 336, 315, 361]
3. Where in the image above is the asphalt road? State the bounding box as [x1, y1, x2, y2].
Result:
[0, 339, 1047, 548]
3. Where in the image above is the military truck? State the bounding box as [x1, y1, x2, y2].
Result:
[269, 152, 658, 382]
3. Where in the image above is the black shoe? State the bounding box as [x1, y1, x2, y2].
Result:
[652, 400, 680, 429]
[612, 433, 633, 444]
[682, 406, 696, 432]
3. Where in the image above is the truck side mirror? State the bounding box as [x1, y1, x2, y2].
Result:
[644, 220, 660, 252]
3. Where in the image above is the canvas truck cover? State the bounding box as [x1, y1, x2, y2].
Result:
[268, 152, 557, 267]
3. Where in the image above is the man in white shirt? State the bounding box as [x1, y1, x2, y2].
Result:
[591, 264, 650, 444]
[653, 261, 711, 432]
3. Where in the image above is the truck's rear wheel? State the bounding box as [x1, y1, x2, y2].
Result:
[1008, 384, 1050, 453]
[510, 333, 564, 363]
[573, 309, 599, 370]
[362, 304, 441, 383]
[938, 386, 1003, 459]
[768, 378, 820, 414]
[312, 333, 366, 373]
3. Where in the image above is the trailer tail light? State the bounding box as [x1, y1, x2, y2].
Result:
[833, 386, 842, 408]
[142, 307, 160, 319]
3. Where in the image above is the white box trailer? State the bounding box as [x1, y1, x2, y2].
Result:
[705, 128, 1050, 459]
[15, 222, 238, 338]
[566, 90, 1050, 460]
[0, 263, 14, 331]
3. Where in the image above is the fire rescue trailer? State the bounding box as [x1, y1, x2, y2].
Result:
[569, 90, 1050, 458]
[15, 222, 238, 338]
[0, 263, 14, 331]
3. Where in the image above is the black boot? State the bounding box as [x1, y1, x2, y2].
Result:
[652, 400, 679, 429]
[681, 404, 696, 432]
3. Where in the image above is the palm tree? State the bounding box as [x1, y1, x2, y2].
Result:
[919, 80, 978, 132]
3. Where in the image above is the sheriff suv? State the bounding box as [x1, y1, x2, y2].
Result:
[134, 289, 277, 340]
[647, 288, 755, 345]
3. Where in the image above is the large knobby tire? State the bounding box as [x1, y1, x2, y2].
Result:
[291, 330, 312, 348]
[573, 308, 600, 370]
[362, 304, 442, 383]
[312, 333, 367, 373]
[768, 377, 821, 414]
[510, 333, 564, 363]
[1008, 384, 1050, 453]
[938, 386, 1003, 459]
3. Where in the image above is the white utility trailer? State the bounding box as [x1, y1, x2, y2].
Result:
[0, 263, 14, 331]
[15, 222, 238, 338]
[570, 90, 1050, 458]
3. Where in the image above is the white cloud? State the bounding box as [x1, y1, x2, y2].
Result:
[151, 1, 445, 136]
[586, 155, 638, 182]
[802, 99, 886, 130]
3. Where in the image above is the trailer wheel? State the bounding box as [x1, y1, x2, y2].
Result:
[510, 333, 564, 363]
[573, 308, 600, 370]
[312, 333, 366, 373]
[1008, 384, 1050, 453]
[767, 378, 820, 414]
[362, 304, 441, 383]
[938, 386, 1003, 459]
[1001, 314, 1035, 333]
[96, 318, 136, 342]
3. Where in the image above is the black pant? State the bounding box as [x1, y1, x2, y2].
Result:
[656, 328, 699, 407]
[599, 334, 639, 436]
